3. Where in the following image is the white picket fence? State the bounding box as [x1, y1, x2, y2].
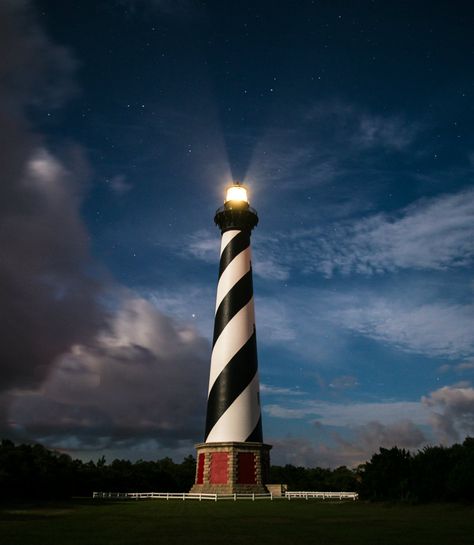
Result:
[93, 490, 358, 501]
[285, 491, 358, 501]
[92, 491, 273, 501]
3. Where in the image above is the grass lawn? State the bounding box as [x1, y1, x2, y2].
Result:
[1, 499, 473, 545]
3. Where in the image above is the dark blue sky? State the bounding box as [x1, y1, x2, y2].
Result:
[2, 0, 474, 466]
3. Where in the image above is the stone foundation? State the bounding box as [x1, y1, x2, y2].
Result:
[190, 441, 272, 494]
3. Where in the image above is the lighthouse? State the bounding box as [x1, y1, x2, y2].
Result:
[191, 183, 271, 495]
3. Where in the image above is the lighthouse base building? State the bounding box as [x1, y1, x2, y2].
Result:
[190, 442, 271, 494]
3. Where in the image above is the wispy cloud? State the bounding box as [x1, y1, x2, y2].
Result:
[106, 174, 132, 194]
[184, 230, 218, 263]
[255, 296, 297, 344]
[457, 361, 474, 371]
[305, 100, 420, 152]
[264, 399, 430, 427]
[329, 375, 359, 390]
[246, 100, 421, 195]
[294, 187, 474, 277]
[356, 113, 419, 150]
[146, 285, 214, 339]
[261, 384, 304, 396]
[332, 297, 474, 360]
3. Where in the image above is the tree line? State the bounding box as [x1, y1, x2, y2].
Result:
[1, 437, 473, 502]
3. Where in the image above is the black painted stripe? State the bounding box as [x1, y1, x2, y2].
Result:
[219, 231, 249, 279]
[246, 415, 263, 442]
[212, 269, 253, 347]
[205, 331, 258, 440]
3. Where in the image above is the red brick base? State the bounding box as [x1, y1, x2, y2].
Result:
[190, 441, 272, 494]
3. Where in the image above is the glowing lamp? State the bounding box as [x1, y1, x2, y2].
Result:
[225, 184, 248, 204]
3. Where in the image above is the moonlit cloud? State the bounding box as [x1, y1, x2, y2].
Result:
[456, 361, 474, 371]
[264, 399, 430, 427]
[246, 100, 419, 196]
[261, 384, 304, 396]
[146, 285, 214, 339]
[422, 386, 474, 442]
[317, 188, 474, 276]
[0, 2, 211, 457]
[265, 187, 474, 278]
[9, 294, 209, 450]
[332, 298, 474, 359]
[356, 113, 418, 150]
[270, 419, 427, 467]
[329, 376, 359, 390]
[185, 230, 219, 263]
[107, 174, 133, 194]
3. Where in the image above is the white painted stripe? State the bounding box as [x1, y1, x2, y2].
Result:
[215, 246, 251, 311]
[220, 230, 240, 256]
[206, 373, 261, 443]
[208, 299, 255, 393]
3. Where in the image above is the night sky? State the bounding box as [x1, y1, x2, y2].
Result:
[2, 0, 474, 467]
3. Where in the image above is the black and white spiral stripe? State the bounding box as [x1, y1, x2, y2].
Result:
[205, 229, 263, 443]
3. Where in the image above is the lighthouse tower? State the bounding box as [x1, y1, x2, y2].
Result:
[191, 183, 271, 495]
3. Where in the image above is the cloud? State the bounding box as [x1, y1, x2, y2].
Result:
[329, 375, 358, 390]
[245, 100, 420, 196]
[0, 2, 212, 458]
[269, 437, 347, 467]
[257, 284, 473, 362]
[0, 0, 106, 404]
[9, 295, 209, 450]
[456, 361, 474, 371]
[349, 420, 426, 452]
[146, 285, 214, 339]
[333, 297, 474, 359]
[211, 186, 474, 285]
[304, 100, 419, 151]
[255, 297, 297, 344]
[107, 174, 133, 194]
[246, 131, 342, 191]
[422, 386, 474, 442]
[295, 187, 474, 277]
[270, 419, 427, 468]
[261, 384, 304, 396]
[356, 114, 418, 150]
[264, 399, 430, 427]
[252, 254, 290, 281]
[0, 1, 76, 112]
[184, 230, 219, 263]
